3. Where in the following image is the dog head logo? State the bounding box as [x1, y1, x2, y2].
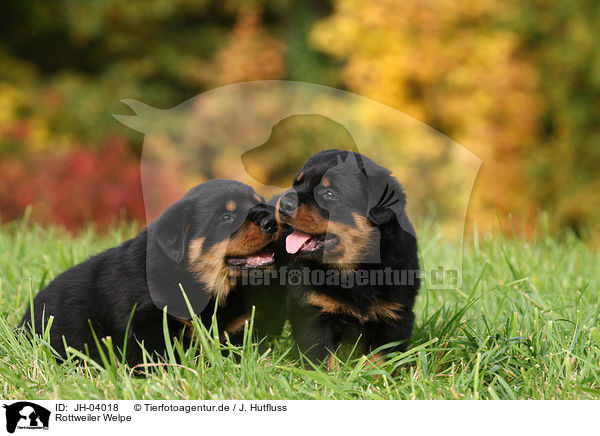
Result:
[3, 402, 50, 433]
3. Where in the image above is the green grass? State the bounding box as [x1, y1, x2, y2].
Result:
[1, 211, 599, 399]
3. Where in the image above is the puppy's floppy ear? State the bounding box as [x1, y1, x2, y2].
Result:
[365, 167, 409, 231]
[152, 199, 194, 264]
[365, 162, 406, 220]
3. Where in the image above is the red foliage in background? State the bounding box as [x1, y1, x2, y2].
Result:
[0, 139, 147, 232]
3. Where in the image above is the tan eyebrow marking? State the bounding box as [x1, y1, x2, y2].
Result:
[253, 193, 262, 202]
[226, 201, 236, 211]
[295, 171, 304, 183]
[321, 177, 331, 187]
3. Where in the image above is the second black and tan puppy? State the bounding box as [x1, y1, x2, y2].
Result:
[276, 150, 420, 368]
[20, 180, 285, 365]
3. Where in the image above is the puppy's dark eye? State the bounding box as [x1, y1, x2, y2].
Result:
[221, 213, 235, 223]
[322, 189, 337, 200]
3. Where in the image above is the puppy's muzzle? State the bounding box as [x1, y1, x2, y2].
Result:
[279, 192, 299, 215]
[249, 204, 279, 235]
[259, 215, 277, 234]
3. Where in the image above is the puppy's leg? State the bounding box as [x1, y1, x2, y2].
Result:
[363, 311, 415, 373]
[288, 295, 338, 368]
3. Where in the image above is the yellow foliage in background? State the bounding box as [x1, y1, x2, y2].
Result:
[1, 0, 599, 239]
[311, 0, 544, 231]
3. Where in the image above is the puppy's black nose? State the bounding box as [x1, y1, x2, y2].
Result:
[279, 195, 298, 214]
[259, 215, 277, 234]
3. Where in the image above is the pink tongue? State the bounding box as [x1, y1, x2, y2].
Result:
[286, 230, 313, 254]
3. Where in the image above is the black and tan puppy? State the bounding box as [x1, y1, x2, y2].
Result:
[19, 180, 285, 365]
[276, 150, 420, 368]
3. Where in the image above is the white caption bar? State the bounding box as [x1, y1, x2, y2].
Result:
[0, 400, 594, 435]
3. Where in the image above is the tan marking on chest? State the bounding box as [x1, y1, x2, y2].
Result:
[304, 292, 403, 323]
[224, 314, 251, 336]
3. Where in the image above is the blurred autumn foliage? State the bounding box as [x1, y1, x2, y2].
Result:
[311, 0, 600, 237]
[0, 0, 599, 239]
[0, 139, 145, 230]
